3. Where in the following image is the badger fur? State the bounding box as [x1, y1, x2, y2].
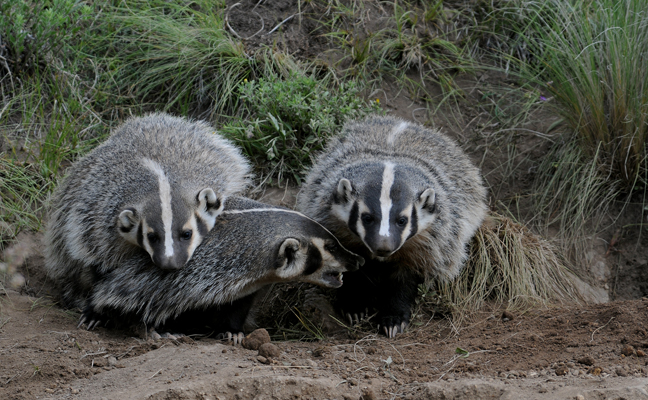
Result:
[79, 197, 364, 337]
[296, 115, 487, 337]
[45, 113, 251, 309]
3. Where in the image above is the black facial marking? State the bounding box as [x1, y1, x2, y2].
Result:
[348, 201, 360, 236]
[194, 212, 209, 236]
[407, 208, 418, 241]
[303, 244, 322, 276]
[136, 223, 144, 247]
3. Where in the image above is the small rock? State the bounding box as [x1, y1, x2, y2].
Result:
[622, 344, 635, 356]
[616, 367, 628, 377]
[575, 395, 585, 400]
[347, 377, 358, 386]
[501, 311, 515, 321]
[566, 362, 575, 368]
[241, 328, 271, 351]
[637, 349, 646, 357]
[256, 355, 269, 364]
[258, 343, 281, 359]
[107, 356, 117, 367]
[589, 366, 602, 375]
[360, 387, 376, 400]
[555, 366, 569, 376]
[305, 359, 317, 368]
[71, 389, 80, 394]
[578, 356, 595, 366]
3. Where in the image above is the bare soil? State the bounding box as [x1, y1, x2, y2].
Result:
[3, 0, 648, 398]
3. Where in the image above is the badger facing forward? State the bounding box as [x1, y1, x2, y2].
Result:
[297, 115, 487, 337]
[79, 197, 364, 338]
[45, 113, 251, 309]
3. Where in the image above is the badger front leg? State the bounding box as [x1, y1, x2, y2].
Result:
[376, 267, 424, 338]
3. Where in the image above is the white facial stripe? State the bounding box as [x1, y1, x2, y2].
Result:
[379, 162, 395, 237]
[183, 215, 201, 261]
[387, 121, 409, 145]
[142, 158, 174, 258]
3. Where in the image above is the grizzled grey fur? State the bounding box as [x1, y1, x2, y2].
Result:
[81, 197, 364, 334]
[45, 113, 251, 309]
[296, 115, 487, 337]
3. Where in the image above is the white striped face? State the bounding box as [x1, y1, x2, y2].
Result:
[116, 158, 221, 270]
[335, 162, 437, 258]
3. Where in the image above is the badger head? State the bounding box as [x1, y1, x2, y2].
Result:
[331, 162, 437, 258]
[117, 158, 224, 270]
[273, 223, 364, 288]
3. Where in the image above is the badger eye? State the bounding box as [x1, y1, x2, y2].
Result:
[181, 230, 192, 240]
[147, 233, 159, 243]
[361, 214, 374, 224]
[324, 241, 336, 252]
[397, 216, 408, 226]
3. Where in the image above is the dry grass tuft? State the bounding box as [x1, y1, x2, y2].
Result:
[437, 212, 582, 322]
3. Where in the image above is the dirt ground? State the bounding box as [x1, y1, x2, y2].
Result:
[3, 0, 648, 399]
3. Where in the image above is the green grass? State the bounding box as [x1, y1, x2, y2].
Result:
[518, 0, 648, 188]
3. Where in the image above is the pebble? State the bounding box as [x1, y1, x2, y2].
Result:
[555, 366, 569, 376]
[258, 343, 281, 359]
[578, 356, 595, 366]
[241, 328, 271, 351]
[107, 356, 117, 367]
[576, 395, 585, 400]
[622, 344, 635, 357]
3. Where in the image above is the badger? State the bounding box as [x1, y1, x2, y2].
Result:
[296, 115, 488, 338]
[44, 113, 251, 309]
[78, 196, 364, 340]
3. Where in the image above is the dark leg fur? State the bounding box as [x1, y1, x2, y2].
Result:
[336, 260, 423, 337]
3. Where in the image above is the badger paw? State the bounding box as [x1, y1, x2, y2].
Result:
[216, 331, 245, 345]
[148, 329, 185, 341]
[78, 307, 106, 331]
[378, 317, 409, 338]
[341, 307, 372, 326]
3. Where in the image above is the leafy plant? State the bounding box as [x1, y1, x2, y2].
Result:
[0, 0, 91, 76]
[220, 72, 380, 184]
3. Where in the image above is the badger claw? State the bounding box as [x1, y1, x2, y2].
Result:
[381, 321, 408, 338]
[216, 331, 244, 345]
[78, 308, 105, 331]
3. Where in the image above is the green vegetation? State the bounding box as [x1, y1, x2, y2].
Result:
[221, 73, 380, 183]
[519, 0, 648, 189]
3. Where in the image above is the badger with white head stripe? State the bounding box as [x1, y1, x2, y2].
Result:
[78, 197, 364, 339]
[297, 115, 487, 337]
[45, 113, 252, 309]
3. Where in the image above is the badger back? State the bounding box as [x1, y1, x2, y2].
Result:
[88, 197, 363, 327]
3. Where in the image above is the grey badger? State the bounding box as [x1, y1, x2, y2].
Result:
[44, 113, 251, 309]
[297, 115, 487, 337]
[78, 197, 365, 339]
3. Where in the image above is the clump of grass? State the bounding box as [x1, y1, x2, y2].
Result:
[0, 157, 49, 248]
[220, 72, 380, 184]
[90, 0, 251, 117]
[437, 213, 582, 322]
[313, 0, 472, 96]
[529, 140, 619, 263]
[519, 0, 648, 188]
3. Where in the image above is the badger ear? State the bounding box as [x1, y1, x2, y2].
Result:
[118, 208, 140, 245]
[335, 178, 354, 203]
[416, 188, 436, 214]
[118, 208, 139, 231]
[276, 238, 305, 278]
[196, 188, 223, 231]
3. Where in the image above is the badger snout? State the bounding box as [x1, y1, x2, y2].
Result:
[152, 252, 188, 270]
[370, 236, 400, 258]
